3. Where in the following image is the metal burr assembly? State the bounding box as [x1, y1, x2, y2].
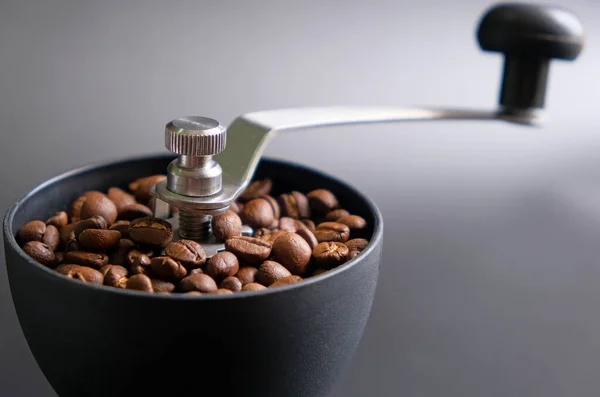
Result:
[154, 116, 228, 241]
[154, 116, 254, 255]
[152, 2, 585, 247]
[164, 116, 226, 198]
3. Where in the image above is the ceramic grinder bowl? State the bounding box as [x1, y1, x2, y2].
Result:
[3, 154, 383, 397]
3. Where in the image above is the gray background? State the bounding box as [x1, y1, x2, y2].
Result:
[1, 0, 600, 395]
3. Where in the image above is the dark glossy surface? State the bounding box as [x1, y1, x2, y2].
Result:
[477, 3, 584, 59]
[3, 155, 383, 397]
[476, 3, 584, 113]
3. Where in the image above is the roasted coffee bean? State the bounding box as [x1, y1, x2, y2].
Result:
[80, 193, 118, 226]
[108, 238, 135, 266]
[189, 268, 204, 275]
[265, 229, 291, 244]
[73, 216, 108, 237]
[307, 189, 339, 215]
[54, 251, 64, 265]
[301, 219, 316, 232]
[127, 274, 153, 292]
[107, 187, 137, 215]
[63, 266, 104, 284]
[224, 236, 272, 266]
[278, 192, 310, 219]
[129, 217, 173, 248]
[56, 265, 96, 283]
[210, 288, 234, 295]
[279, 217, 316, 245]
[242, 283, 267, 292]
[18, 220, 46, 243]
[236, 266, 258, 285]
[59, 223, 78, 246]
[295, 226, 318, 250]
[119, 203, 153, 221]
[347, 250, 361, 260]
[239, 178, 272, 201]
[242, 198, 275, 229]
[211, 210, 242, 241]
[256, 260, 292, 286]
[206, 252, 239, 280]
[100, 265, 129, 288]
[45, 211, 68, 228]
[294, 191, 310, 218]
[65, 251, 109, 269]
[68, 191, 104, 223]
[345, 238, 369, 252]
[253, 228, 271, 240]
[165, 240, 206, 268]
[345, 238, 368, 260]
[127, 250, 151, 275]
[325, 209, 350, 222]
[151, 279, 176, 293]
[68, 196, 86, 223]
[100, 264, 125, 277]
[179, 273, 217, 293]
[278, 217, 298, 232]
[269, 275, 302, 288]
[65, 237, 80, 252]
[230, 201, 241, 215]
[336, 215, 367, 231]
[128, 175, 166, 202]
[312, 268, 329, 276]
[313, 242, 349, 268]
[314, 222, 350, 243]
[278, 217, 314, 236]
[42, 225, 60, 252]
[185, 291, 203, 296]
[262, 195, 281, 220]
[56, 264, 81, 275]
[109, 220, 130, 238]
[22, 241, 57, 267]
[254, 227, 280, 241]
[219, 276, 242, 292]
[267, 219, 279, 230]
[150, 256, 187, 282]
[271, 233, 312, 276]
[78, 229, 121, 252]
[268, 230, 293, 244]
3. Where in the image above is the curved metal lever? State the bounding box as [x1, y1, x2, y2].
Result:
[152, 105, 538, 211]
[221, 106, 545, 199]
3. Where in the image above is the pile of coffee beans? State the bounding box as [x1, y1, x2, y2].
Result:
[17, 175, 370, 294]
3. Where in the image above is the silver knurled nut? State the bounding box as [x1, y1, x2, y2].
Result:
[165, 116, 227, 156]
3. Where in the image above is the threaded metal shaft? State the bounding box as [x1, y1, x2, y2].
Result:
[178, 210, 212, 241]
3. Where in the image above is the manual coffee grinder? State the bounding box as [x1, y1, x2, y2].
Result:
[3, 3, 584, 397]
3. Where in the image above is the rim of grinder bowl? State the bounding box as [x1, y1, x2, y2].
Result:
[4, 153, 383, 300]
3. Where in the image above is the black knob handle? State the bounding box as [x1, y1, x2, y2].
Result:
[476, 3, 584, 115]
[478, 3, 584, 60]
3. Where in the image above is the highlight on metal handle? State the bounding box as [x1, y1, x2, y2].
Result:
[218, 106, 518, 201]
